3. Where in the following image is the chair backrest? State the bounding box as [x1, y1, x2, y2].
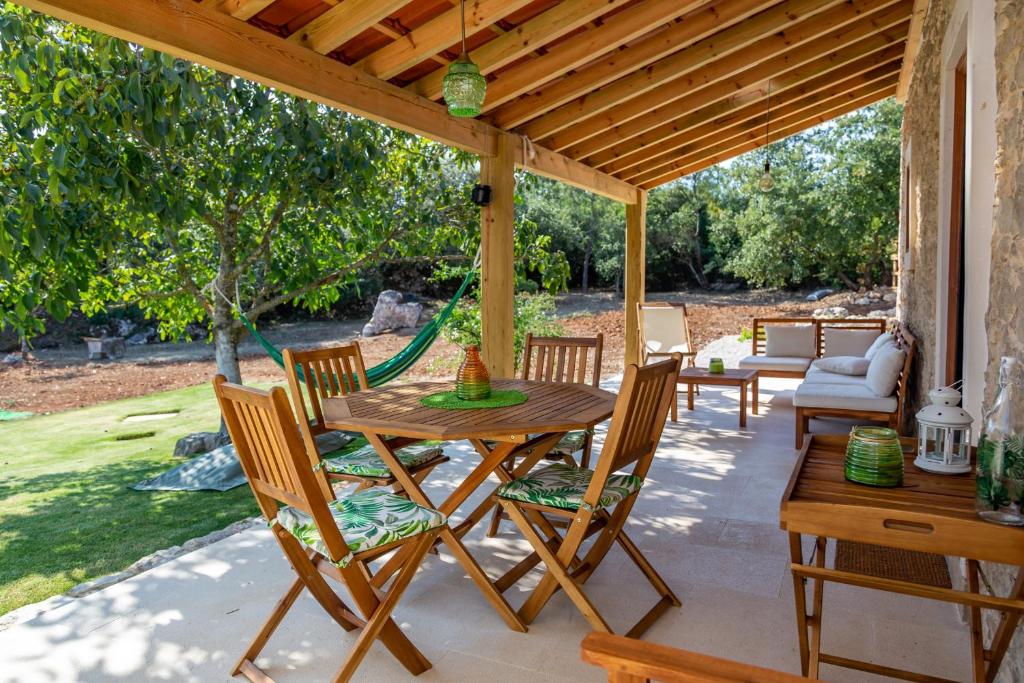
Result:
[586, 354, 681, 502]
[638, 302, 691, 356]
[892, 321, 918, 430]
[521, 333, 604, 387]
[283, 343, 369, 437]
[750, 317, 887, 358]
[213, 375, 348, 561]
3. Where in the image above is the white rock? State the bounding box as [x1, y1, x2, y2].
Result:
[362, 290, 423, 336]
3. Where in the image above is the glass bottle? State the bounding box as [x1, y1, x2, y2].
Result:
[975, 357, 1024, 525]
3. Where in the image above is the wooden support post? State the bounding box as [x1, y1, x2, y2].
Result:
[480, 134, 516, 378]
[624, 189, 647, 366]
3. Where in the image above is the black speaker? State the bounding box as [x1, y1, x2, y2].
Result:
[471, 184, 492, 206]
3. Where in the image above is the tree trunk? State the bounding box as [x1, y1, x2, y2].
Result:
[213, 322, 243, 384]
[581, 248, 591, 293]
[837, 272, 858, 290]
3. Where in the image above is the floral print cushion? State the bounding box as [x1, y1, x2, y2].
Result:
[275, 488, 446, 567]
[549, 430, 588, 455]
[320, 442, 443, 478]
[496, 463, 642, 511]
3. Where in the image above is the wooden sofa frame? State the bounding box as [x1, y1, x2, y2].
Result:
[795, 321, 917, 448]
[748, 317, 888, 379]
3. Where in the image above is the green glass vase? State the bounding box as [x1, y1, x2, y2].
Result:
[456, 345, 491, 401]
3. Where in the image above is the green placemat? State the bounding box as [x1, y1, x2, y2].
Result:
[420, 390, 528, 410]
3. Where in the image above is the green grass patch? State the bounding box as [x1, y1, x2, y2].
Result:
[113, 431, 156, 441]
[0, 383, 262, 615]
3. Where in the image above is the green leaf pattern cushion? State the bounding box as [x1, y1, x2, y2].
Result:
[320, 442, 443, 478]
[549, 430, 588, 455]
[276, 488, 446, 567]
[497, 463, 641, 511]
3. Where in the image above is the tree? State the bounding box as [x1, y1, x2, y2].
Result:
[1, 6, 473, 382]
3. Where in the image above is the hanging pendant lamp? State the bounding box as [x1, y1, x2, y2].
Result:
[442, 0, 486, 117]
[758, 80, 775, 193]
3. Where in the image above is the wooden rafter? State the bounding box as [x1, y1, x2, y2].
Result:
[200, 0, 275, 21]
[488, 0, 781, 131]
[554, 3, 912, 158]
[479, 0, 708, 113]
[407, 0, 633, 101]
[287, 0, 409, 55]
[600, 50, 904, 176]
[625, 70, 901, 185]
[355, 0, 533, 81]
[638, 85, 898, 189]
[519, 0, 853, 143]
[895, 0, 929, 101]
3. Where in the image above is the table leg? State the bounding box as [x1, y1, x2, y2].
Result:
[789, 533, 810, 676]
[967, 559, 986, 683]
[808, 536, 826, 679]
[687, 382, 695, 411]
[739, 380, 748, 429]
[984, 568, 1024, 682]
[752, 374, 759, 415]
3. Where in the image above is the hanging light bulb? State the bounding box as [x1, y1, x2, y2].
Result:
[759, 80, 774, 193]
[442, 0, 486, 117]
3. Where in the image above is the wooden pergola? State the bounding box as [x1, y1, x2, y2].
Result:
[18, 0, 924, 375]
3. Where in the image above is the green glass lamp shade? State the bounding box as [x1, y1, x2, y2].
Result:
[443, 54, 486, 118]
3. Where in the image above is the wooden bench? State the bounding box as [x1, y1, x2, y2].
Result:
[581, 632, 808, 682]
[743, 317, 888, 379]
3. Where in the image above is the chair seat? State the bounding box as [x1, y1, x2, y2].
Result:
[549, 430, 588, 455]
[276, 488, 446, 567]
[320, 443, 443, 478]
[497, 463, 642, 511]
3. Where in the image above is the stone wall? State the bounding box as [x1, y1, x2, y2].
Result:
[901, 1, 1024, 679]
[983, 2, 1024, 681]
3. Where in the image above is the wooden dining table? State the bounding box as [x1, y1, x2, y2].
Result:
[322, 378, 617, 633]
[780, 434, 1024, 683]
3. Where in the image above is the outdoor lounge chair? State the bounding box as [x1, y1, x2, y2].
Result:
[638, 302, 697, 421]
[283, 343, 448, 491]
[213, 375, 446, 683]
[495, 354, 683, 637]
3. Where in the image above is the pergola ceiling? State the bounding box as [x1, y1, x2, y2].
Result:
[203, 0, 913, 189]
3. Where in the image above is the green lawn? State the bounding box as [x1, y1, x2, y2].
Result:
[0, 383, 261, 615]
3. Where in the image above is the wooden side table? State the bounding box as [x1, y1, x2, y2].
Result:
[676, 367, 758, 428]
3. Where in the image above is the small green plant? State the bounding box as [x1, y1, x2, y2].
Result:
[737, 327, 753, 342]
[443, 292, 564, 371]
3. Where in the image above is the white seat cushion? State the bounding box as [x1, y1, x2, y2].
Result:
[793, 381, 898, 412]
[803, 365, 871, 386]
[739, 355, 812, 373]
[822, 329, 884, 358]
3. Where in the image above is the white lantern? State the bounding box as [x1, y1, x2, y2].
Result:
[915, 385, 973, 474]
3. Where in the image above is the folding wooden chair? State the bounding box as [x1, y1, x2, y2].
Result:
[495, 355, 683, 637]
[638, 302, 697, 421]
[213, 375, 446, 683]
[283, 343, 448, 492]
[485, 333, 604, 537]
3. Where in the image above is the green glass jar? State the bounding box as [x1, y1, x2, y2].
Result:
[845, 426, 904, 487]
[708, 357, 725, 374]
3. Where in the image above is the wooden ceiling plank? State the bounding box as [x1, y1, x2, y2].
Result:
[638, 85, 897, 188]
[621, 68, 901, 182]
[519, 0, 853, 143]
[602, 51, 903, 176]
[553, 2, 911, 157]
[202, 0, 276, 21]
[479, 0, 708, 113]
[895, 0, 928, 101]
[288, 0, 410, 55]
[489, 0, 781, 131]
[408, 0, 634, 101]
[356, 0, 534, 80]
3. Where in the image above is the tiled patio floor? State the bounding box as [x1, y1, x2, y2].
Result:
[0, 378, 972, 682]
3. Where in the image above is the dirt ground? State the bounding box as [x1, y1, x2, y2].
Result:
[0, 289, 850, 415]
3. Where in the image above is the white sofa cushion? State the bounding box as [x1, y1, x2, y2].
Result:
[811, 356, 871, 376]
[793, 380, 898, 412]
[866, 345, 906, 397]
[739, 355, 812, 373]
[822, 329, 883, 358]
[804, 365, 871, 386]
[864, 332, 895, 360]
[765, 325, 816, 358]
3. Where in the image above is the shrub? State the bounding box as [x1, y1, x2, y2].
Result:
[443, 292, 564, 370]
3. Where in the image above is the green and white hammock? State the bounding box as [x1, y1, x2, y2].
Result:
[239, 267, 475, 388]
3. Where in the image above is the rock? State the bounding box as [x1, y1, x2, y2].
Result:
[361, 290, 423, 337]
[174, 431, 230, 457]
[854, 297, 872, 306]
[2, 352, 23, 366]
[813, 306, 849, 318]
[114, 319, 135, 337]
[883, 292, 897, 303]
[126, 328, 156, 345]
[805, 288, 834, 302]
[867, 308, 896, 319]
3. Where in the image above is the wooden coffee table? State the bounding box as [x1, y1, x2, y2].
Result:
[677, 367, 758, 428]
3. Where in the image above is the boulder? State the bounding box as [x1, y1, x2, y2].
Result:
[813, 306, 850, 319]
[361, 290, 423, 337]
[114, 319, 135, 337]
[805, 288, 834, 302]
[127, 328, 156, 345]
[2, 352, 23, 366]
[173, 430, 230, 457]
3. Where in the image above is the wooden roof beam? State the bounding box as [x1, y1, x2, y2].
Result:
[287, 0, 410, 55]
[488, 0, 783, 131]
[554, 3, 911, 157]
[638, 85, 898, 188]
[601, 50, 903, 176]
[407, 0, 633, 101]
[200, 0, 276, 22]
[478, 0, 709, 113]
[895, 0, 928, 101]
[623, 68, 901, 183]
[355, 0, 534, 81]
[519, 0, 854, 143]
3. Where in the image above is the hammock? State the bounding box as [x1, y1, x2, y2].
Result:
[239, 267, 474, 388]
